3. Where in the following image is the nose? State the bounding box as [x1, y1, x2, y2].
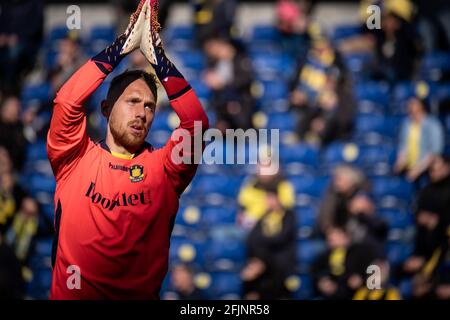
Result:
[135, 102, 147, 123]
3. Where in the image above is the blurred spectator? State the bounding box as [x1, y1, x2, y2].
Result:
[340, 0, 421, 83]
[276, 0, 313, 58]
[0, 96, 27, 170]
[394, 98, 445, 182]
[0, 149, 27, 236]
[0, 233, 25, 299]
[129, 50, 152, 73]
[318, 165, 367, 234]
[168, 264, 204, 300]
[47, 32, 85, 93]
[238, 165, 295, 231]
[22, 32, 85, 143]
[295, 69, 355, 146]
[5, 197, 39, 264]
[345, 194, 388, 256]
[203, 37, 254, 131]
[396, 160, 449, 298]
[241, 192, 297, 300]
[0, 0, 44, 95]
[434, 229, 450, 300]
[290, 38, 344, 111]
[192, 0, 237, 48]
[413, 0, 450, 53]
[353, 259, 401, 300]
[311, 226, 380, 299]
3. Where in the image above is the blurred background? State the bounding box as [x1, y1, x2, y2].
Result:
[0, 0, 450, 300]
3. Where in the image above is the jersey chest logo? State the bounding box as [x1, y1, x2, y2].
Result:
[129, 165, 145, 183]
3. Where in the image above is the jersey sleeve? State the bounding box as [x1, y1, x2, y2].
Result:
[162, 88, 209, 195]
[47, 60, 109, 182]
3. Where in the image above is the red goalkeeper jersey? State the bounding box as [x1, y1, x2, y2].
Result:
[47, 60, 208, 300]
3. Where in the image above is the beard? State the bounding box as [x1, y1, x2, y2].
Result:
[109, 116, 149, 153]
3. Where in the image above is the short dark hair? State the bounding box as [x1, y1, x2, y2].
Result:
[105, 70, 158, 108]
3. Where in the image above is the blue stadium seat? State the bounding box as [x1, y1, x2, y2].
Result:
[190, 78, 212, 100]
[151, 110, 173, 131]
[289, 175, 329, 199]
[323, 142, 361, 166]
[266, 111, 296, 131]
[173, 50, 206, 71]
[280, 143, 319, 166]
[190, 174, 243, 198]
[332, 24, 363, 42]
[357, 145, 396, 168]
[421, 51, 450, 81]
[164, 25, 194, 42]
[26, 141, 48, 161]
[378, 209, 414, 230]
[205, 239, 246, 271]
[297, 240, 327, 271]
[372, 177, 413, 201]
[251, 25, 280, 42]
[21, 83, 51, 105]
[89, 26, 116, 42]
[342, 52, 372, 76]
[295, 206, 317, 228]
[28, 174, 56, 195]
[252, 54, 294, 80]
[257, 80, 289, 102]
[204, 272, 242, 299]
[169, 237, 207, 266]
[46, 25, 69, 43]
[386, 242, 414, 265]
[355, 81, 390, 105]
[355, 114, 394, 137]
[290, 274, 314, 300]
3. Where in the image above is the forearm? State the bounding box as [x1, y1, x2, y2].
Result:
[151, 46, 208, 131]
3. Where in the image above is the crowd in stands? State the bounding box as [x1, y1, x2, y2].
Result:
[0, 0, 449, 300]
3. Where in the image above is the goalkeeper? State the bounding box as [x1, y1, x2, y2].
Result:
[47, 0, 208, 299]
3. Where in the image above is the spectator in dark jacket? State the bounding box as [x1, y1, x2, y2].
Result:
[203, 37, 255, 131]
[0, 96, 27, 171]
[0, 0, 44, 94]
[241, 192, 297, 300]
[312, 226, 380, 300]
[318, 165, 367, 234]
[0, 234, 25, 299]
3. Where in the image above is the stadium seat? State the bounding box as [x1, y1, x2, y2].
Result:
[266, 111, 297, 131]
[250, 25, 280, 42]
[190, 174, 244, 198]
[378, 209, 414, 230]
[288, 274, 314, 300]
[89, 25, 116, 42]
[205, 239, 246, 271]
[173, 50, 206, 72]
[26, 141, 49, 162]
[289, 175, 329, 199]
[164, 25, 194, 42]
[21, 83, 51, 105]
[189, 78, 212, 100]
[355, 81, 390, 105]
[420, 51, 450, 81]
[323, 142, 362, 167]
[251, 53, 294, 80]
[280, 143, 319, 166]
[169, 237, 207, 266]
[331, 24, 363, 43]
[386, 242, 414, 265]
[372, 177, 413, 201]
[357, 144, 396, 168]
[28, 174, 56, 195]
[295, 206, 317, 229]
[202, 272, 242, 299]
[296, 240, 327, 272]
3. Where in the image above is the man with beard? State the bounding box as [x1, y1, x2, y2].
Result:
[47, 0, 208, 299]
